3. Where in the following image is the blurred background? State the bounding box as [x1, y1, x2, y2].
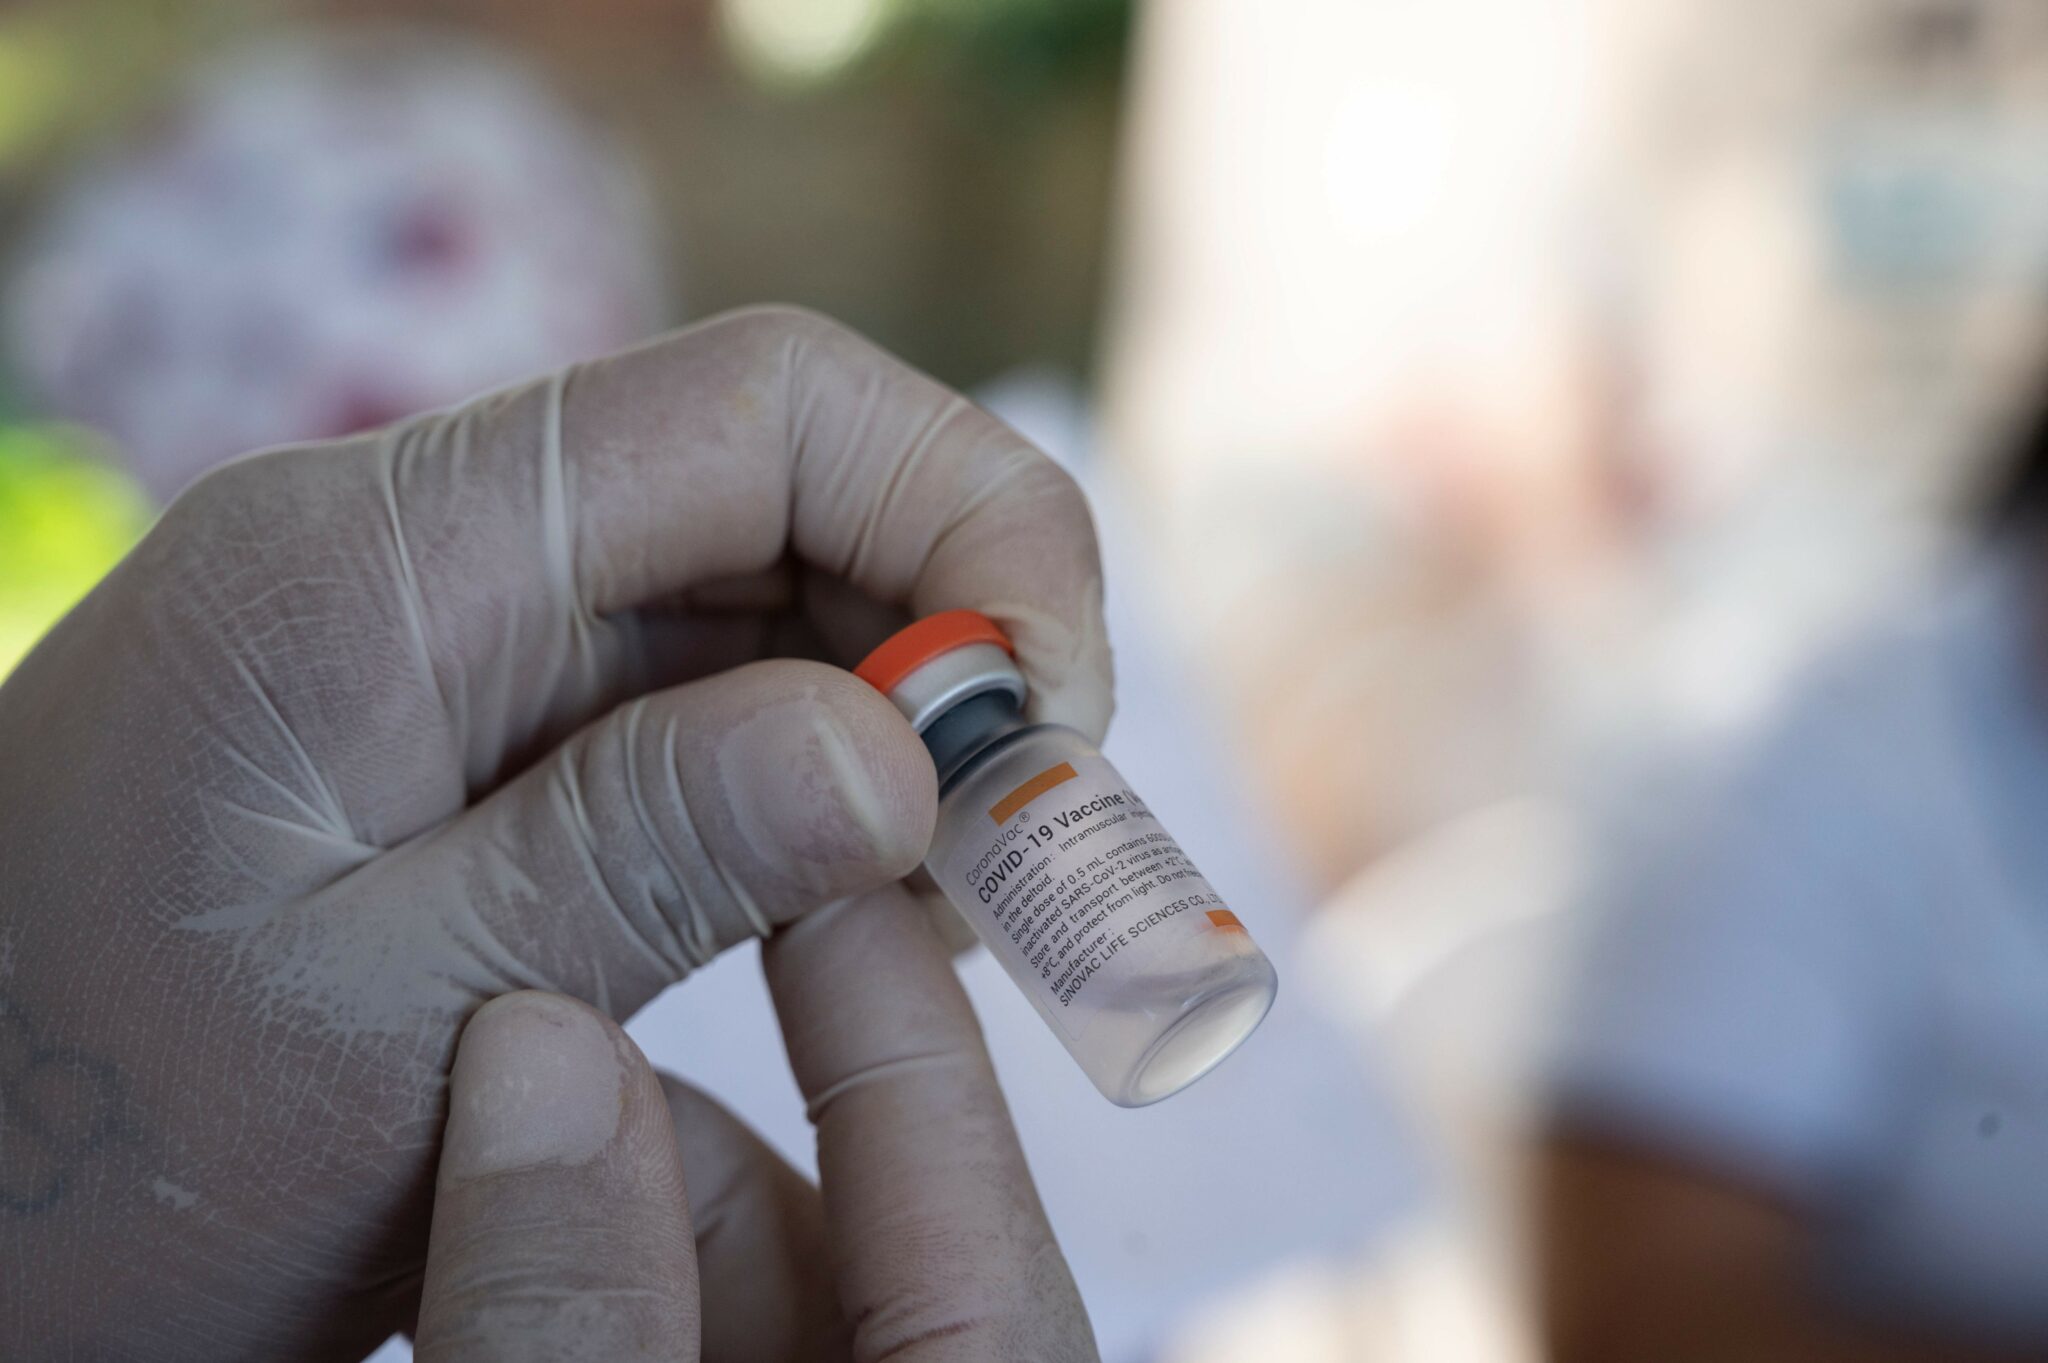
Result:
[7, 1, 2048, 1359]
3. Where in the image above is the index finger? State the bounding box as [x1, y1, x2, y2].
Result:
[415, 992, 700, 1363]
[763, 886, 1100, 1363]
[393, 306, 1112, 745]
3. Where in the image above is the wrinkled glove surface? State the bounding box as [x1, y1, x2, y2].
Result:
[0, 307, 1111, 1361]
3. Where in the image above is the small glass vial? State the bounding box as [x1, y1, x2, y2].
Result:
[856, 610, 1277, 1106]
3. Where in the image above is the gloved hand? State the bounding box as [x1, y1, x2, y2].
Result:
[415, 888, 1095, 1363]
[0, 306, 1112, 1360]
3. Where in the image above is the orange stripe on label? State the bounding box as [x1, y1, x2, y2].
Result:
[989, 762, 1079, 824]
[1206, 909, 1246, 932]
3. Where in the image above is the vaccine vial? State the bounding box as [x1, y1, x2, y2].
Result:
[856, 610, 1278, 1106]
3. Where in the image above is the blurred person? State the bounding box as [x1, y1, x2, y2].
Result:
[1104, 0, 2048, 883]
[3, 29, 667, 503]
[1104, 8, 2048, 1353]
[1538, 393, 2048, 1360]
[0, 306, 1108, 1360]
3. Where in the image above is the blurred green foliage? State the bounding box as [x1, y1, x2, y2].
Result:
[0, 425, 151, 677]
[881, 0, 1131, 97]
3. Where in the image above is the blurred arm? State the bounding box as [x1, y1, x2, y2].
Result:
[1539, 1138, 2031, 1363]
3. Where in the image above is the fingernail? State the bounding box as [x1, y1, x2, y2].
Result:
[442, 992, 624, 1181]
[717, 689, 930, 876]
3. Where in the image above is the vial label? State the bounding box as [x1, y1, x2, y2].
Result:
[937, 754, 1244, 1036]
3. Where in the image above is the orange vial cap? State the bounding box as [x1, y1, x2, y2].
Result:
[854, 609, 1013, 695]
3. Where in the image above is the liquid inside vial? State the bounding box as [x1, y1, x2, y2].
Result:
[857, 611, 1277, 1106]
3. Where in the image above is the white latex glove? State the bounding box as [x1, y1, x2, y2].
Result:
[0, 307, 1111, 1360]
[416, 888, 1095, 1363]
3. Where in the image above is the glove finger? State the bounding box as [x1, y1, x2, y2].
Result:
[763, 886, 1099, 1363]
[414, 991, 699, 1363]
[340, 657, 933, 1021]
[360, 305, 1111, 810]
[659, 1075, 850, 1363]
[788, 570, 979, 957]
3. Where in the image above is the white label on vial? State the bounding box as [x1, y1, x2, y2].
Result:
[937, 753, 1244, 1033]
